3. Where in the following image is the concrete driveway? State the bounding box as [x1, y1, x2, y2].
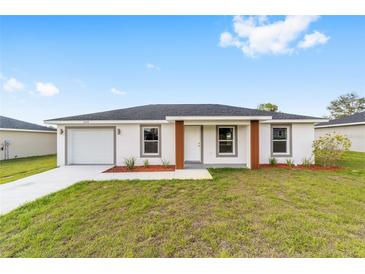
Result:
[0, 166, 111, 215]
[0, 166, 212, 215]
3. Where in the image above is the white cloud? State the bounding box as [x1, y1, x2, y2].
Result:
[111, 87, 127, 95]
[219, 32, 242, 48]
[35, 82, 60, 96]
[0, 72, 6, 80]
[220, 16, 328, 57]
[3, 78, 24, 92]
[146, 63, 160, 71]
[298, 31, 330, 49]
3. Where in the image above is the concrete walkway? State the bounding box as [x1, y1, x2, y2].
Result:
[95, 169, 212, 181]
[0, 166, 212, 215]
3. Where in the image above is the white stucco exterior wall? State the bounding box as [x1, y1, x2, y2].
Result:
[202, 125, 248, 165]
[259, 123, 315, 165]
[259, 123, 271, 164]
[56, 125, 66, 166]
[116, 123, 175, 166]
[116, 124, 139, 165]
[315, 125, 365, 152]
[56, 121, 316, 168]
[292, 124, 315, 164]
[0, 130, 56, 160]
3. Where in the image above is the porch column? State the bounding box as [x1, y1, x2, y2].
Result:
[175, 121, 184, 169]
[250, 120, 260, 169]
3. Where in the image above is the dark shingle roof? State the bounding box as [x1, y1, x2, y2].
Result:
[316, 111, 365, 127]
[46, 104, 321, 121]
[0, 116, 56, 132]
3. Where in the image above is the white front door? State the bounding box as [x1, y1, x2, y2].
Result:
[184, 126, 201, 162]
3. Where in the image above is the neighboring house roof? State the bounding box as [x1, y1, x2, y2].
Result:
[0, 116, 56, 132]
[316, 112, 365, 128]
[46, 104, 321, 122]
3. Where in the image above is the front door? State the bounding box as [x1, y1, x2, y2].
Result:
[184, 126, 202, 163]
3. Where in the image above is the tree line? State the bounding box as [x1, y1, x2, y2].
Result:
[257, 92, 365, 119]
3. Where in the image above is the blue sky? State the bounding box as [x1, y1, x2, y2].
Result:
[0, 16, 364, 125]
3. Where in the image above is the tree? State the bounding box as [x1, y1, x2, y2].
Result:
[257, 103, 279, 112]
[327, 92, 365, 119]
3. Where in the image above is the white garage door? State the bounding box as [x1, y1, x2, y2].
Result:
[67, 128, 115, 165]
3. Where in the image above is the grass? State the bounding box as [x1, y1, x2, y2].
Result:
[0, 155, 56, 184]
[0, 152, 364, 257]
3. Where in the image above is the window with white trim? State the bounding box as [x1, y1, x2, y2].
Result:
[142, 126, 160, 156]
[272, 126, 290, 155]
[217, 126, 235, 155]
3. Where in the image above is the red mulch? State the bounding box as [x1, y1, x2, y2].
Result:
[103, 165, 176, 173]
[259, 164, 343, 171]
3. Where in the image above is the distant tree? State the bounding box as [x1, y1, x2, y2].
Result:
[327, 92, 365, 119]
[257, 103, 279, 112]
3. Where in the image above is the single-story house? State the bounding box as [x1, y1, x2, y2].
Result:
[45, 104, 326, 169]
[315, 111, 365, 152]
[0, 116, 57, 160]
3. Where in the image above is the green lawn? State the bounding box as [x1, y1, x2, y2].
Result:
[0, 155, 56, 184]
[0, 152, 364, 257]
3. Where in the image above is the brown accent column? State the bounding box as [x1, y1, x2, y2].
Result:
[175, 121, 184, 169]
[250, 120, 260, 169]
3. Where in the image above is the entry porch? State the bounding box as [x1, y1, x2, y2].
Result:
[174, 120, 260, 169]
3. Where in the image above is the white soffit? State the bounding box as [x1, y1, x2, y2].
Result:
[166, 116, 272, 121]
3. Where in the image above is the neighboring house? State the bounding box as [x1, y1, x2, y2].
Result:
[0, 116, 57, 160]
[45, 104, 325, 169]
[315, 112, 365, 152]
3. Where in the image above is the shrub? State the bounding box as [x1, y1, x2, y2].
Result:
[143, 159, 149, 167]
[286, 159, 295, 167]
[269, 157, 277, 165]
[312, 133, 351, 167]
[124, 157, 136, 170]
[302, 157, 313, 167]
[162, 159, 170, 166]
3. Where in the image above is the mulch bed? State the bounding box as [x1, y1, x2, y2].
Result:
[259, 164, 343, 171]
[104, 165, 176, 173]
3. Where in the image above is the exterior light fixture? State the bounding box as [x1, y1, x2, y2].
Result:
[117, 128, 121, 135]
[59, 129, 64, 135]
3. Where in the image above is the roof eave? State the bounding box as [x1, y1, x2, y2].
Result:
[165, 116, 273, 121]
[315, 121, 365, 128]
[261, 119, 328, 124]
[0, 128, 56, 133]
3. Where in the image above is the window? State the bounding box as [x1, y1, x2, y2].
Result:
[141, 126, 160, 156]
[217, 126, 236, 156]
[272, 126, 290, 155]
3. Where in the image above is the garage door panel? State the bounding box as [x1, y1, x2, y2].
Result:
[67, 128, 114, 165]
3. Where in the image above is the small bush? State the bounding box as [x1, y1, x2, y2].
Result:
[162, 159, 170, 166]
[286, 159, 295, 167]
[269, 157, 277, 165]
[143, 159, 149, 167]
[302, 157, 313, 167]
[124, 157, 136, 170]
[313, 133, 351, 167]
